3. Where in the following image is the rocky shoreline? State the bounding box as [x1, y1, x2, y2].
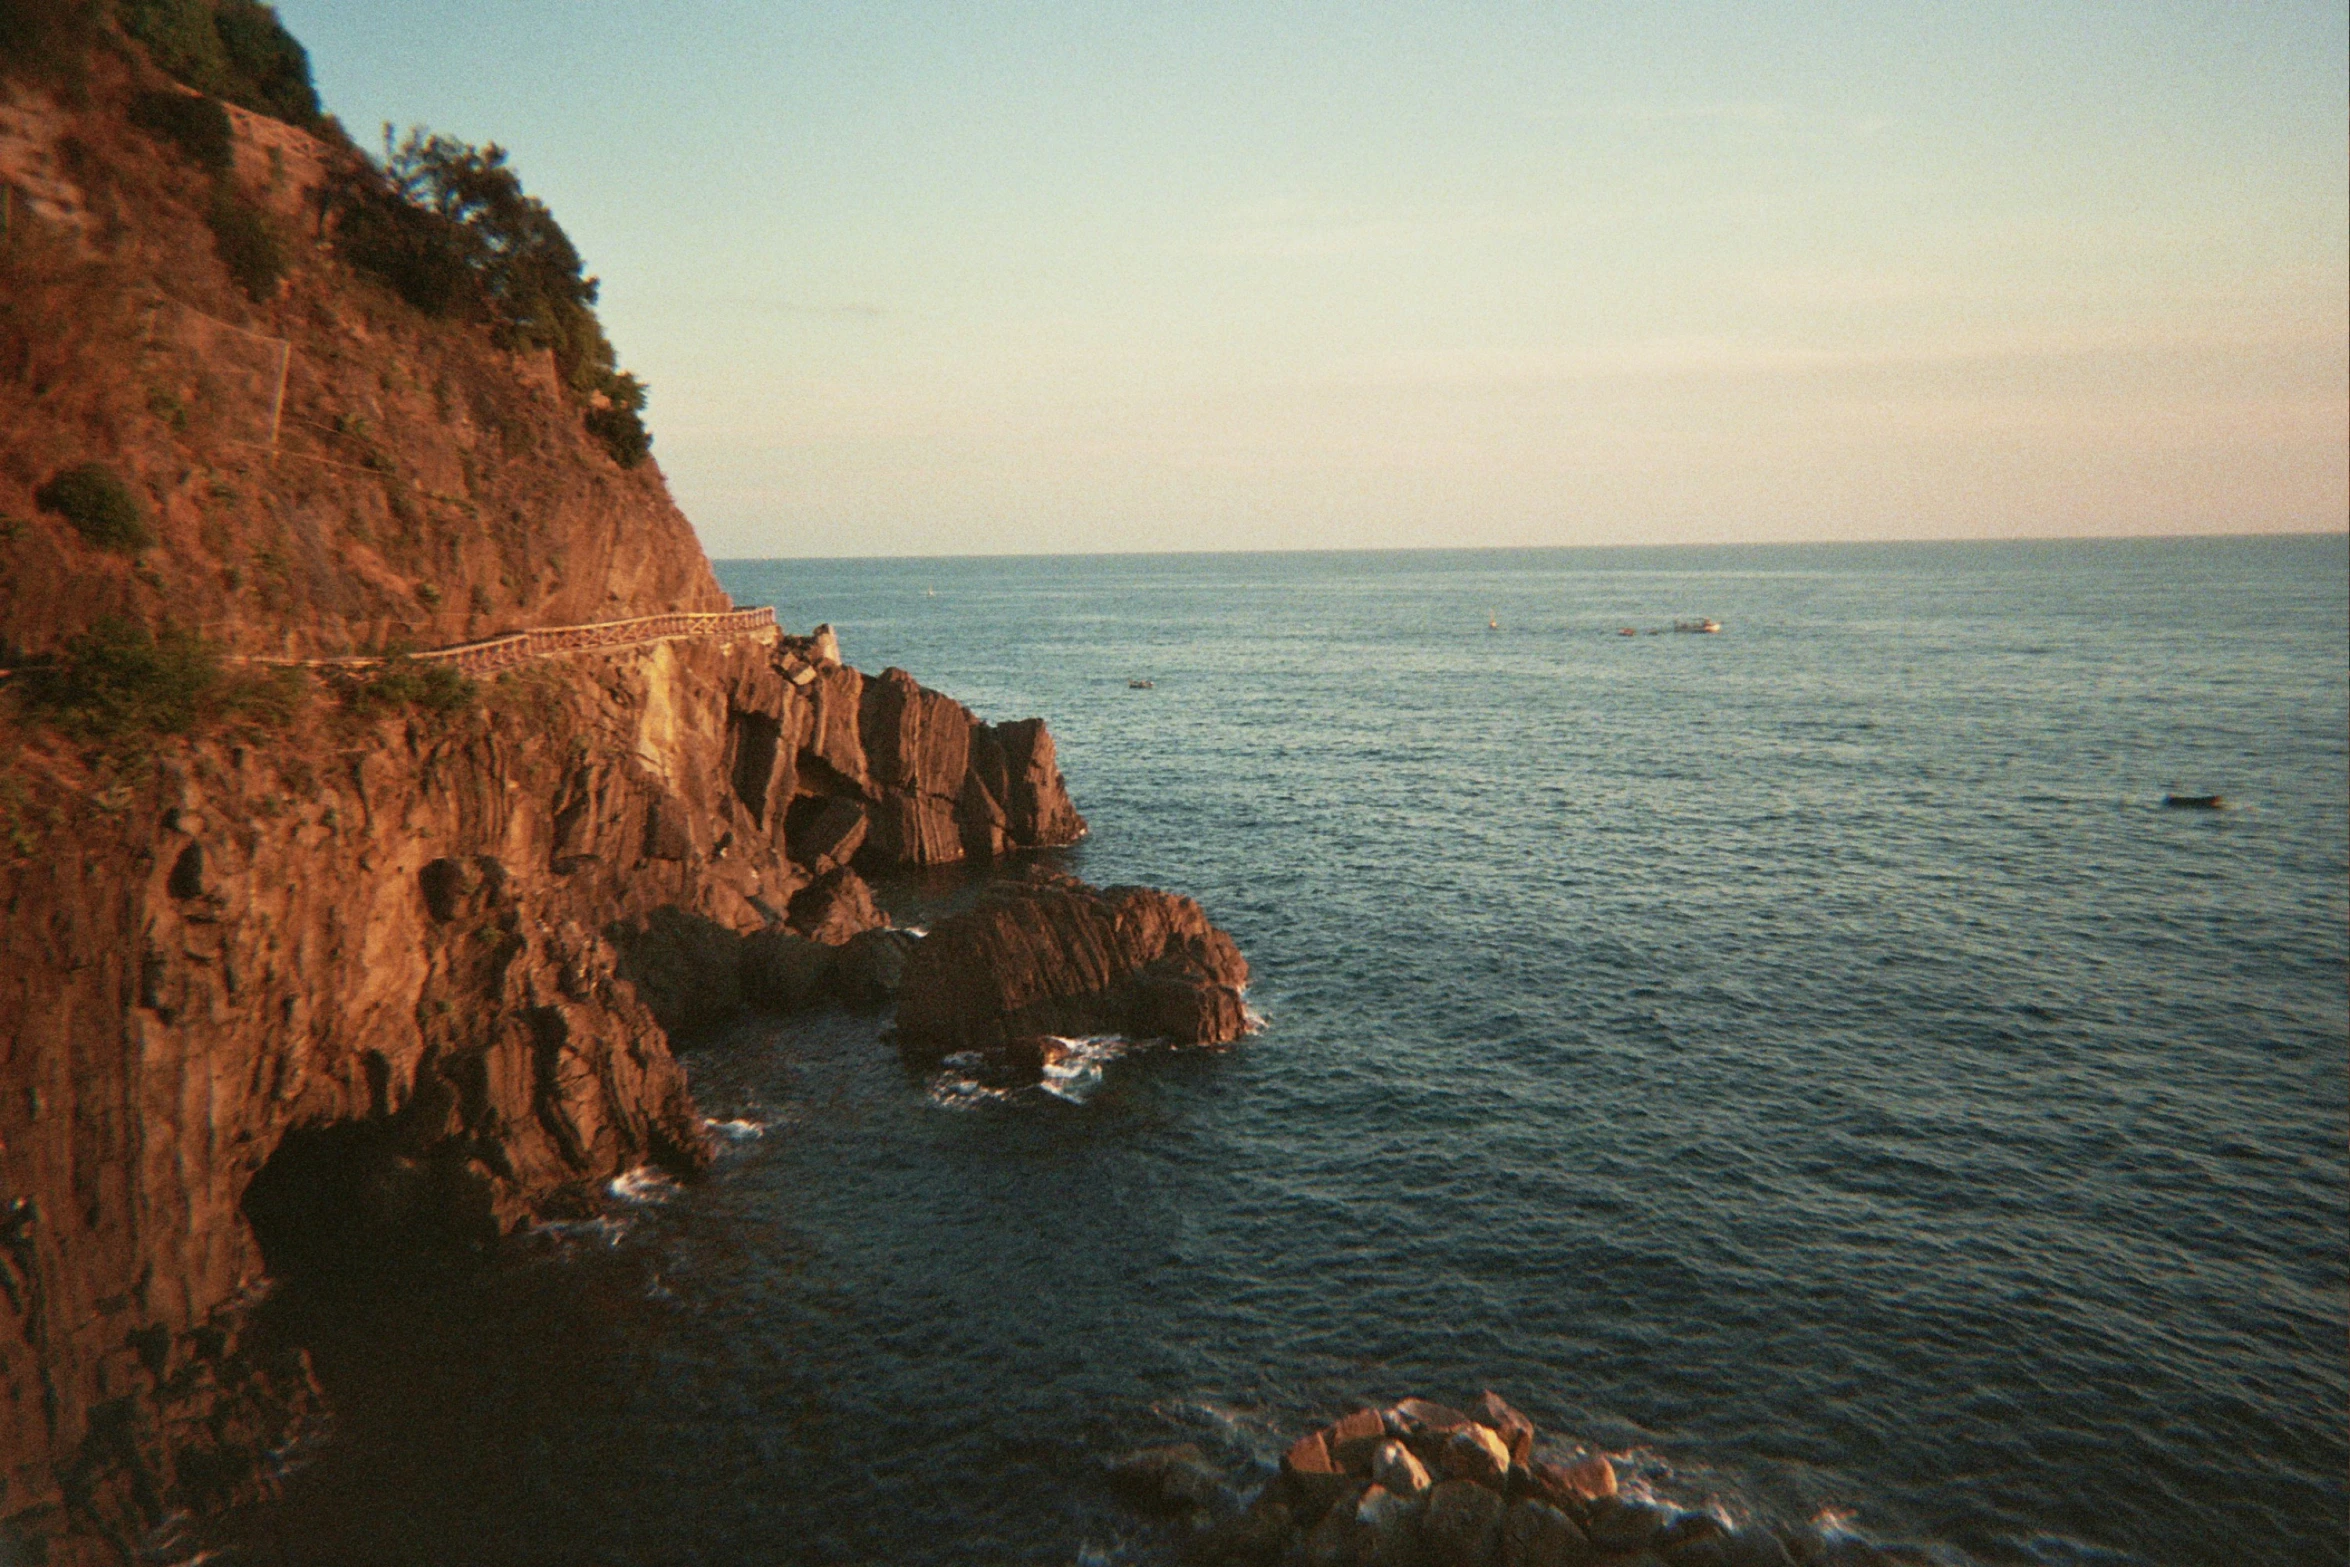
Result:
[1111, 1395, 1921, 1567]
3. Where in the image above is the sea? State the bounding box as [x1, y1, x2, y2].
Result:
[216, 536, 2348, 1567]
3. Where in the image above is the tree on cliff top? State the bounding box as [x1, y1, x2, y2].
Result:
[328, 128, 653, 468]
[114, 0, 320, 126]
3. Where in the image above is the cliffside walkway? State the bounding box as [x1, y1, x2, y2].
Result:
[255, 605, 780, 679]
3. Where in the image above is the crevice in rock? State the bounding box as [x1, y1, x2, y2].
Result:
[727, 709, 783, 825]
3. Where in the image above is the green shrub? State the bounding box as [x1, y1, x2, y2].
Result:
[206, 186, 285, 299]
[218, 663, 306, 726]
[0, 0, 103, 89]
[117, 0, 318, 125]
[211, 0, 317, 124]
[339, 655, 475, 717]
[583, 372, 651, 468]
[19, 617, 218, 738]
[128, 87, 232, 170]
[35, 462, 152, 551]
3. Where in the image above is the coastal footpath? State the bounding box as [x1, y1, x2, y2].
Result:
[0, 14, 1107, 1555]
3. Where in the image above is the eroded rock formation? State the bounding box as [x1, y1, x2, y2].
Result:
[0, 623, 1083, 1557]
[894, 869, 1250, 1064]
[0, 18, 1105, 1560]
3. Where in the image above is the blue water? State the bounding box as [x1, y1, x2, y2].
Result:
[226, 537, 2348, 1567]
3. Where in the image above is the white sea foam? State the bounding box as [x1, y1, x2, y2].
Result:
[925, 1036, 1134, 1109]
[607, 1166, 677, 1204]
[529, 1215, 630, 1248]
[704, 1116, 769, 1143]
[1039, 1034, 1132, 1102]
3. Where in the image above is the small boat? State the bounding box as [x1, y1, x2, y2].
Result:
[2163, 793, 2225, 810]
[1672, 618, 1722, 634]
[1128, 678, 1155, 690]
[1617, 627, 1637, 637]
[1488, 612, 1499, 630]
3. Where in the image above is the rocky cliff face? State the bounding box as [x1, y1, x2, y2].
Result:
[0, 623, 1084, 1558]
[0, 50, 724, 662]
[0, 21, 1095, 1559]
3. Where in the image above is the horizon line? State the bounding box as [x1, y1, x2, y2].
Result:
[709, 526, 2349, 567]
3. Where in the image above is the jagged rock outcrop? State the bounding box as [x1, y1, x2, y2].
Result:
[894, 870, 1249, 1065]
[0, 620, 1085, 1558]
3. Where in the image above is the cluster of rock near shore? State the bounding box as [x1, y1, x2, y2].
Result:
[1111, 1394, 1903, 1567]
[628, 862, 1255, 1091]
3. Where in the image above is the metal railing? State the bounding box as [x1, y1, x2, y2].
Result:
[256, 605, 780, 677]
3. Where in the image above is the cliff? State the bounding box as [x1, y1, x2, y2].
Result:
[0, 13, 1086, 1559]
[0, 36, 722, 662]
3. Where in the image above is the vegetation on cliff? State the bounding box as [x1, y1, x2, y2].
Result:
[116, 0, 316, 125]
[326, 128, 651, 467]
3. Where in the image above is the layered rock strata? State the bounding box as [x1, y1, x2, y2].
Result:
[1129, 1393, 1833, 1567]
[893, 869, 1250, 1066]
[0, 22, 1112, 1561]
[0, 628, 1081, 1558]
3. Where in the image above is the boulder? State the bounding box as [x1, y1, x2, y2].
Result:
[893, 869, 1249, 1062]
[1356, 1484, 1425, 1567]
[860, 667, 973, 801]
[1372, 1439, 1434, 1499]
[863, 792, 965, 868]
[1423, 1479, 1508, 1567]
[1303, 1479, 1372, 1567]
[739, 929, 832, 1012]
[1443, 1424, 1513, 1489]
[1501, 1499, 1589, 1567]
[1327, 1407, 1390, 1472]
[1283, 1430, 1356, 1525]
[1586, 1499, 1664, 1555]
[986, 716, 1087, 847]
[612, 905, 745, 1036]
[1391, 1398, 1476, 1437]
[828, 927, 913, 1010]
[1528, 1454, 1616, 1510]
[786, 866, 889, 945]
[1475, 1392, 1537, 1467]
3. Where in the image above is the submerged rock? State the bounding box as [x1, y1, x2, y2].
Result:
[1105, 1442, 1229, 1514]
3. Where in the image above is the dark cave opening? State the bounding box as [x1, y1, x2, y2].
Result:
[241, 1122, 499, 1285]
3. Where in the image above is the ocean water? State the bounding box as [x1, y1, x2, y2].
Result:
[221, 537, 2348, 1567]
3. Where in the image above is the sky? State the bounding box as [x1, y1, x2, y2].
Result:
[273, 1, 2349, 559]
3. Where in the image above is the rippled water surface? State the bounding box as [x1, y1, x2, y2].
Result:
[227, 539, 2347, 1566]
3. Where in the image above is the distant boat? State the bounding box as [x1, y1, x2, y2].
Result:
[1617, 627, 1637, 637]
[1488, 612, 1499, 630]
[1673, 618, 1722, 634]
[2163, 793, 2225, 810]
[1128, 678, 1155, 689]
